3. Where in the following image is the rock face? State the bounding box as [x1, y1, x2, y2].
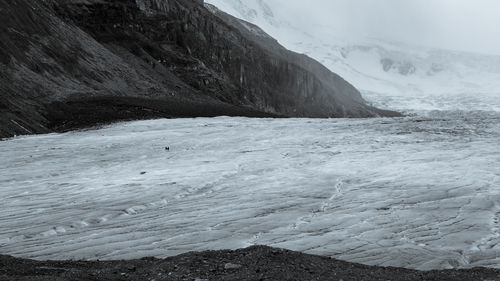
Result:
[0, 0, 399, 138]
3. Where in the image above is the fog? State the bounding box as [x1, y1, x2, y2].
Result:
[263, 0, 500, 55]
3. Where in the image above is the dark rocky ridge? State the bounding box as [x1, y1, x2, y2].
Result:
[1, 246, 499, 281]
[0, 0, 400, 138]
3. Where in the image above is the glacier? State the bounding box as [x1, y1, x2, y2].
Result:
[1, 111, 499, 270]
[204, 0, 500, 114]
[1, 0, 500, 272]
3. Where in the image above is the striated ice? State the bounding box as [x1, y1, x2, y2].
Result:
[0, 111, 499, 270]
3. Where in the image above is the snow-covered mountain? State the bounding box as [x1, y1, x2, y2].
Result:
[205, 0, 500, 112]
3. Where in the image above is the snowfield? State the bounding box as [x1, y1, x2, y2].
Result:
[205, 0, 500, 111]
[1, 111, 499, 270]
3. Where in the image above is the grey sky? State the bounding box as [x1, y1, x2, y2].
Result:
[265, 0, 500, 55]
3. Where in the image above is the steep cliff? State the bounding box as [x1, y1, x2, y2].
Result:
[0, 0, 399, 138]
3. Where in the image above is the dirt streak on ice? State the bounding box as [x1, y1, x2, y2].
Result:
[1, 112, 499, 270]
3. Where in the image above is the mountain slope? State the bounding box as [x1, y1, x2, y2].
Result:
[0, 0, 397, 138]
[206, 0, 500, 112]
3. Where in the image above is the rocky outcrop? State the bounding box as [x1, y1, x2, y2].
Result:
[0, 0, 399, 138]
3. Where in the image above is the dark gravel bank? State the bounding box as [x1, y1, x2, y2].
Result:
[1, 246, 499, 281]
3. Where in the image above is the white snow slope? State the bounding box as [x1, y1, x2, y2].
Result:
[1, 112, 499, 270]
[204, 0, 500, 113]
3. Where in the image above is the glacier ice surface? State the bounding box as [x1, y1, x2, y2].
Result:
[1, 111, 499, 270]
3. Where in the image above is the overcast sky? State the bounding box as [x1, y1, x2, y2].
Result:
[259, 0, 500, 55]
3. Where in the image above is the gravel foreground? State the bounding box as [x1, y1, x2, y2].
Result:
[1, 246, 499, 281]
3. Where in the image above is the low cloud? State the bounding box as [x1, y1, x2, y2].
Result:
[264, 0, 500, 55]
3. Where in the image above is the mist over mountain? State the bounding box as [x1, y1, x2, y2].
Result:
[206, 0, 500, 112]
[205, 0, 500, 55]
